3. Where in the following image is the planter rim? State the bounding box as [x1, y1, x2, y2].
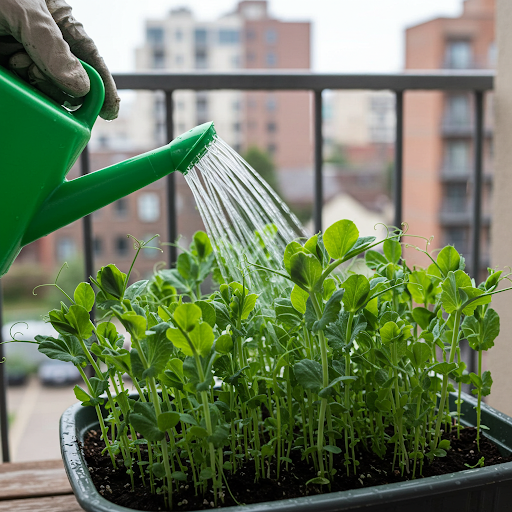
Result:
[60, 391, 512, 512]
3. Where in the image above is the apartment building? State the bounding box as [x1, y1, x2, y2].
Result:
[9, 1, 312, 282]
[403, 0, 494, 272]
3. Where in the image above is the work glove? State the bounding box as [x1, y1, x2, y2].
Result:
[0, 0, 120, 120]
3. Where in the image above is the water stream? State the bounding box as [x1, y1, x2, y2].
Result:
[185, 137, 306, 299]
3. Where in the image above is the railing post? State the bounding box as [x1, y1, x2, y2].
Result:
[80, 146, 94, 291]
[394, 91, 404, 229]
[468, 91, 484, 376]
[314, 90, 323, 234]
[471, 91, 484, 281]
[165, 90, 177, 267]
[0, 283, 10, 462]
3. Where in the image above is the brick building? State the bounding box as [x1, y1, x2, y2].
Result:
[403, 0, 495, 271]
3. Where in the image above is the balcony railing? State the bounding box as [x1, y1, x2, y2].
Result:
[0, 69, 494, 462]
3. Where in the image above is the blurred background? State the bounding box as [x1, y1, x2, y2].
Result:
[2, 0, 495, 461]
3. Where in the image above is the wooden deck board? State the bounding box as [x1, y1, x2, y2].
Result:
[0, 494, 83, 511]
[0, 460, 73, 501]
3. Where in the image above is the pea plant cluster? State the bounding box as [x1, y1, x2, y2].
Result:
[28, 221, 510, 509]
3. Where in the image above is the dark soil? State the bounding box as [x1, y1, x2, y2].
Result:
[81, 427, 512, 511]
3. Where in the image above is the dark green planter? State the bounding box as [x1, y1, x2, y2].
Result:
[60, 392, 512, 512]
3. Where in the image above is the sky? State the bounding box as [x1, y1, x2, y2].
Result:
[70, 0, 464, 74]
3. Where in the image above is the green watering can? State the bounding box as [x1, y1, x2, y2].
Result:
[0, 62, 216, 277]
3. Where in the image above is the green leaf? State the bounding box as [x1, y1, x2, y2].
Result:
[65, 305, 93, 339]
[294, 359, 323, 392]
[412, 307, 435, 330]
[195, 301, 216, 327]
[283, 241, 305, 274]
[193, 231, 212, 259]
[275, 298, 303, 327]
[430, 362, 457, 375]
[306, 477, 330, 486]
[289, 252, 323, 291]
[323, 445, 342, 454]
[290, 285, 308, 314]
[74, 283, 95, 312]
[380, 321, 401, 345]
[208, 424, 229, 448]
[144, 323, 174, 379]
[365, 250, 387, 269]
[241, 294, 258, 320]
[96, 264, 126, 299]
[437, 246, 461, 276]
[151, 463, 165, 479]
[158, 411, 180, 431]
[462, 309, 500, 351]
[167, 322, 214, 357]
[481, 370, 493, 396]
[125, 280, 148, 301]
[313, 290, 344, 332]
[323, 219, 359, 259]
[460, 287, 492, 315]
[409, 341, 431, 369]
[119, 312, 146, 340]
[199, 468, 214, 480]
[440, 270, 471, 314]
[342, 274, 370, 313]
[171, 471, 187, 482]
[215, 334, 233, 355]
[174, 303, 202, 332]
[383, 239, 401, 264]
[36, 335, 87, 366]
[130, 402, 165, 442]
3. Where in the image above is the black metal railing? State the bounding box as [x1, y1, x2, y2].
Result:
[0, 70, 494, 462]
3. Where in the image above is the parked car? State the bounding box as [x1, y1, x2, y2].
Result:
[38, 360, 81, 386]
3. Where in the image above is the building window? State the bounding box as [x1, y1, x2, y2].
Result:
[175, 29, 183, 42]
[195, 28, 208, 45]
[93, 237, 103, 257]
[114, 198, 128, 218]
[266, 96, 277, 111]
[444, 228, 468, 255]
[267, 122, 277, 133]
[138, 193, 160, 223]
[196, 95, 208, 118]
[115, 236, 130, 257]
[444, 140, 470, 175]
[147, 27, 164, 45]
[266, 52, 277, 67]
[245, 29, 256, 41]
[267, 143, 277, 155]
[152, 49, 165, 69]
[219, 29, 240, 44]
[56, 237, 76, 262]
[232, 100, 240, 111]
[246, 52, 256, 63]
[143, 235, 160, 259]
[195, 48, 208, 69]
[231, 55, 241, 68]
[265, 28, 277, 44]
[444, 184, 467, 212]
[233, 122, 241, 133]
[446, 94, 470, 127]
[445, 40, 472, 69]
[175, 55, 184, 65]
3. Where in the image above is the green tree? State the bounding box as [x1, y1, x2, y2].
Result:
[242, 146, 280, 194]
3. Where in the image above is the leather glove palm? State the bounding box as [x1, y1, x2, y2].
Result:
[0, 0, 119, 120]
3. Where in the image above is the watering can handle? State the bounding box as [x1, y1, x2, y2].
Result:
[73, 60, 105, 129]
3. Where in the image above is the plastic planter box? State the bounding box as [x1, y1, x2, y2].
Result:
[60, 392, 512, 512]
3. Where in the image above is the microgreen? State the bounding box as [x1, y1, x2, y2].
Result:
[10, 223, 511, 508]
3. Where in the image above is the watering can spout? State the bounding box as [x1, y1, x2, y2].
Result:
[22, 121, 217, 248]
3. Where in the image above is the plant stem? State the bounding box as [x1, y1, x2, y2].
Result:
[432, 309, 462, 450]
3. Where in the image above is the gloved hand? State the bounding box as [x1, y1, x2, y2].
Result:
[0, 0, 120, 120]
